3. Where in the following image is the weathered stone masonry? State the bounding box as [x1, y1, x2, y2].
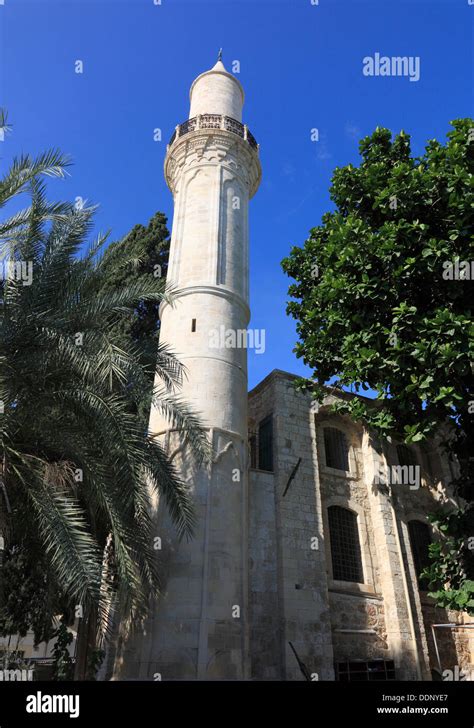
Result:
[248, 369, 473, 680]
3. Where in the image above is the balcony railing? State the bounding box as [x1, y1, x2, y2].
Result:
[168, 114, 259, 151]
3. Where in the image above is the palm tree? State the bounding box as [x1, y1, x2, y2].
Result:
[0, 131, 210, 674]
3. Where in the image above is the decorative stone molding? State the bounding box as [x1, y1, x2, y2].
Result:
[165, 128, 261, 199]
[158, 284, 250, 323]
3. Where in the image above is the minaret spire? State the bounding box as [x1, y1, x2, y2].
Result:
[189, 52, 245, 120]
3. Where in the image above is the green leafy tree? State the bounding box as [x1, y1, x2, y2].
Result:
[0, 134, 210, 663]
[51, 622, 74, 681]
[0, 545, 71, 645]
[282, 119, 473, 613]
[85, 646, 105, 680]
[97, 212, 171, 426]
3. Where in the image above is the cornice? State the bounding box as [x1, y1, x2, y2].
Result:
[164, 128, 262, 199]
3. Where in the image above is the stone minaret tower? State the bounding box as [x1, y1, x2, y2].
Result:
[113, 54, 261, 680]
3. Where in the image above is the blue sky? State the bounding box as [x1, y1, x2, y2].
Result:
[1, 0, 472, 389]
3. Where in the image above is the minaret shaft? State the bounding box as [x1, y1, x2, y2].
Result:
[151, 132, 256, 437]
[113, 56, 261, 680]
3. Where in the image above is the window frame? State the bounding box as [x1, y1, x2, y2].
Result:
[248, 415, 274, 473]
[397, 444, 418, 468]
[317, 419, 357, 480]
[323, 426, 350, 472]
[327, 505, 364, 584]
[407, 519, 432, 591]
[258, 415, 274, 472]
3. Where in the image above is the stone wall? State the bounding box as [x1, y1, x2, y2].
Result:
[329, 593, 389, 662]
[247, 369, 470, 681]
[248, 371, 334, 680]
[248, 470, 281, 679]
[421, 604, 474, 678]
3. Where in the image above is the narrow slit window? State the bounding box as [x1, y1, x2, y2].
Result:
[191, 318, 196, 332]
[258, 416, 273, 472]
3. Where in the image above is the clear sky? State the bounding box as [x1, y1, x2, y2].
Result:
[1, 0, 472, 389]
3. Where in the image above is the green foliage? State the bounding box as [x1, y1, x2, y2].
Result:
[100, 211, 170, 342]
[51, 622, 74, 681]
[421, 508, 474, 614]
[98, 212, 171, 425]
[0, 142, 211, 643]
[0, 545, 73, 645]
[85, 646, 105, 680]
[282, 119, 474, 613]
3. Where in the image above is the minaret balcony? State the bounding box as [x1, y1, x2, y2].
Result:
[168, 114, 259, 152]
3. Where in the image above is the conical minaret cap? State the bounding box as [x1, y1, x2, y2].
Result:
[189, 52, 245, 122]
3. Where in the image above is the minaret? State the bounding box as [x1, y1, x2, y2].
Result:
[114, 54, 261, 680]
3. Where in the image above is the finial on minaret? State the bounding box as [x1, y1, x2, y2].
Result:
[217, 48, 223, 62]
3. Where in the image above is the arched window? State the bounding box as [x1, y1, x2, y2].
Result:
[328, 506, 364, 583]
[408, 520, 432, 590]
[324, 427, 349, 471]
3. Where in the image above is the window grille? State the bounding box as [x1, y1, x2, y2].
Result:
[397, 444, 418, 468]
[324, 427, 349, 471]
[328, 505, 364, 583]
[335, 660, 396, 681]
